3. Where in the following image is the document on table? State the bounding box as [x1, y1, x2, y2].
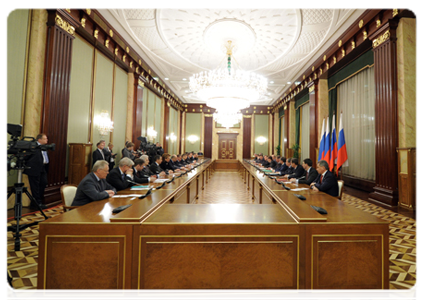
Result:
[112, 194, 143, 197]
[130, 186, 151, 190]
[154, 179, 170, 183]
[290, 188, 310, 191]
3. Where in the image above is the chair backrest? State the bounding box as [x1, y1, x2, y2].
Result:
[337, 180, 344, 199]
[60, 184, 78, 207]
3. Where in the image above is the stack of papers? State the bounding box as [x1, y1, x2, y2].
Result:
[290, 188, 310, 191]
[154, 179, 170, 183]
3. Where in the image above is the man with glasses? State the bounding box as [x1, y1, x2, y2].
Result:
[72, 160, 116, 206]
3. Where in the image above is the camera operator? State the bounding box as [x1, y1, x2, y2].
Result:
[23, 133, 50, 209]
[155, 142, 164, 156]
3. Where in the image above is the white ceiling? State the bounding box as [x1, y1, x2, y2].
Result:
[99, 8, 366, 106]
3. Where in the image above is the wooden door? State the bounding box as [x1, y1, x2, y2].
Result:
[218, 135, 237, 159]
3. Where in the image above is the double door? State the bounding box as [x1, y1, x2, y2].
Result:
[218, 133, 237, 159]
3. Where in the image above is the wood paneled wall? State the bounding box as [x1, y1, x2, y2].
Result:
[242, 116, 252, 159]
[368, 21, 399, 208]
[203, 115, 213, 158]
[42, 10, 77, 204]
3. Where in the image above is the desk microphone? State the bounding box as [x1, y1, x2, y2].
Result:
[156, 182, 166, 190]
[281, 182, 291, 191]
[167, 177, 175, 184]
[139, 188, 152, 199]
[126, 179, 143, 185]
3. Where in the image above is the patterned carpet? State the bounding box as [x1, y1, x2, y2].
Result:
[7, 171, 416, 290]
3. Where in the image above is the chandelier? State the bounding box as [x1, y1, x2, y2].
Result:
[95, 110, 114, 136]
[214, 111, 242, 129]
[189, 41, 267, 126]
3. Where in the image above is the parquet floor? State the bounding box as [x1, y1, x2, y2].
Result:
[6, 171, 416, 290]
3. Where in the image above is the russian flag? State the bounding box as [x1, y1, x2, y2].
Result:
[329, 114, 337, 172]
[322, 117, 330, 163]
[318, 118, 326, 161]
[337, 112, 348, 174]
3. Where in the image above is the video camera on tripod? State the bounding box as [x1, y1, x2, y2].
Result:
[7, 123, 56, 171]
[7, 123, 56, 251]
[137, 136, 158, 161]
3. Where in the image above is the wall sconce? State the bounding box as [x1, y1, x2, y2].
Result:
[256, 136, 267, 146]
[147, 126, 157, 141]
[170, 132, 177, 143]
[95, 110, 114, 136]
[187, 135, 199, 144]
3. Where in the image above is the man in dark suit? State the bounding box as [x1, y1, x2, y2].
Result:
[139, 155, 155, 177]
[290, 158, 318, 185]
[92, 140, 106, 166]
[23, 133, 50, 209]
[133, 158, 156, 184]
[311, 160, 339, 197]
[149, 155, 167, 176]
[275, 157, 288, 173]
[72, 160, 116, 206]
[160, 153, 181, 173]
[279, 158, 293, 175]
[156, 142, 164, 156]
[268, 157, 277, 169]
[106, 157, 136, 191]
[285, 158, 305, 179]
[103, 142, 117, 169]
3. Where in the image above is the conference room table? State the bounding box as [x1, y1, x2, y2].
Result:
[37, 159, 389, 290]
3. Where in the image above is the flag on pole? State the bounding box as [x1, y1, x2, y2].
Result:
[329, 113, 337, 172]
[323, 117, 330, 163]
[337, 112, 348, 174]
[318, 118, 326, 161]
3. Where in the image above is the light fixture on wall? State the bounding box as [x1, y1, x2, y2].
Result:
[95, 110, 114, 136]
[170, 132, 177, 143]
[256, 136, 267, 146]
[187, 135, 199, 144]
[147, 126, 157, 141]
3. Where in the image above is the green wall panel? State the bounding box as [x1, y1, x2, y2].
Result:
[154, 95, 162, 144]
[112, 65, 128, 162]
[185, 113, 202, 152]
[93, 50, 114, 145]
[7, 9, 30, 186]
[254, 114, 269, 155]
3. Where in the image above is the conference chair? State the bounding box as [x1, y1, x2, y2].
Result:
[337, 180, 344, 200]
[60, 184, 78, 212]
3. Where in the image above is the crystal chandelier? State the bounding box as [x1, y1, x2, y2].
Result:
[95, 110, 114, 136]
[214, 111, 242, 129]
[189, 41, 267, 126]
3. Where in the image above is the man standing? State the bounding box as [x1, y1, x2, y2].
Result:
[311, 160, 339, 197]
[72, 160, 116, 206]
[106, 157, 135, 191]
[92, 140, 106, 166]
[24, 133, 50, 209]
[103, 142, 116, 169]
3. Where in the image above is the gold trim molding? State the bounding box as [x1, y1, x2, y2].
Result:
[373, 30, 390, 48]
[55, 15, 75, 36]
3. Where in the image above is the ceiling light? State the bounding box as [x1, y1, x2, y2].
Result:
[182, 78, 187, 81]
[287, 81, 291, 84]
[270, 81, 274, 84]
[190, 40, 267, 127]
[164, 78, 169, 80]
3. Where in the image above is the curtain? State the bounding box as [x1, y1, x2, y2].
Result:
[337, 66, 375, 180]
[300, 103, 310, 160]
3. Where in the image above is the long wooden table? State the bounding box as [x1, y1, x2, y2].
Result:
[37, 159, 389, 289]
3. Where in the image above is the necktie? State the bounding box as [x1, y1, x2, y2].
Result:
[306, 171, 309, 180]
[42, 151, 49, 164]
[320, 175, 323, 184]
[100, 149, 104, 159]
[122, 173, 125, 181]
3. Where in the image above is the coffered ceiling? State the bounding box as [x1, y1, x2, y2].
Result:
[99, 8, 366, 106]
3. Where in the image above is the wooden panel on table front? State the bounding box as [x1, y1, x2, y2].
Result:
[44, 236, 126, 289]
[138, 236, 298, 289]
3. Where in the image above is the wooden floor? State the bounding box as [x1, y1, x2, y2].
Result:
[7, 170, 416, 289]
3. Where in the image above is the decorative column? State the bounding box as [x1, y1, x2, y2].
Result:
[163, 101, 170, 153]
[42, 10, 78, 204]
[131, 76, 143, 150]
[203, 114, 213, 158]
[368, 20, 399, 208]
[308, 82, 317, 167]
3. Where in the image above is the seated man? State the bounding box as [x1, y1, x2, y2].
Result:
[310, 160, 339, 197]
[149, 155, 167, 176]
[289, 158, 318, 185]
[163, 154, 181, 172]
[180, 153, 190, 166]
[278, 158, 293, 175]
[122, 142, 137, 161]
[262, 156, 270, 168]
[285, 158, 305, 179]
[160, 153, 178, 173]
[253, 153, 259, 161]
[139, 154, 154, 177]
[92, 140, 106, 166]
[275, 157, 288, 173]
[268, 156, 277, 169]
[72, 160, 116, 206]
[106, 157, 135, 191]
[133, 158, 156, 184]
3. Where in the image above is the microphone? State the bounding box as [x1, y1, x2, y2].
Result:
[281, 182, 291, 190]
[126, 179, 143, 185]
[139, 188, 152, 199]
[156, 182, 166, 190]
[167, 177, 175, 184]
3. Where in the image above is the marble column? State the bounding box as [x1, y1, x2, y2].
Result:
[23, 9, 48, 138]
[126, 72, 134, 143]
[396, 18, 416, 150]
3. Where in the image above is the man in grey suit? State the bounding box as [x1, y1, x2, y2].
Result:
[72, 160, 116, 206]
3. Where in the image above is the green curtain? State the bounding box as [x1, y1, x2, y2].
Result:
[295, 108, 301, 146]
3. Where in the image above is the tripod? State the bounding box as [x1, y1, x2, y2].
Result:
[7, 168, 48, 251]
